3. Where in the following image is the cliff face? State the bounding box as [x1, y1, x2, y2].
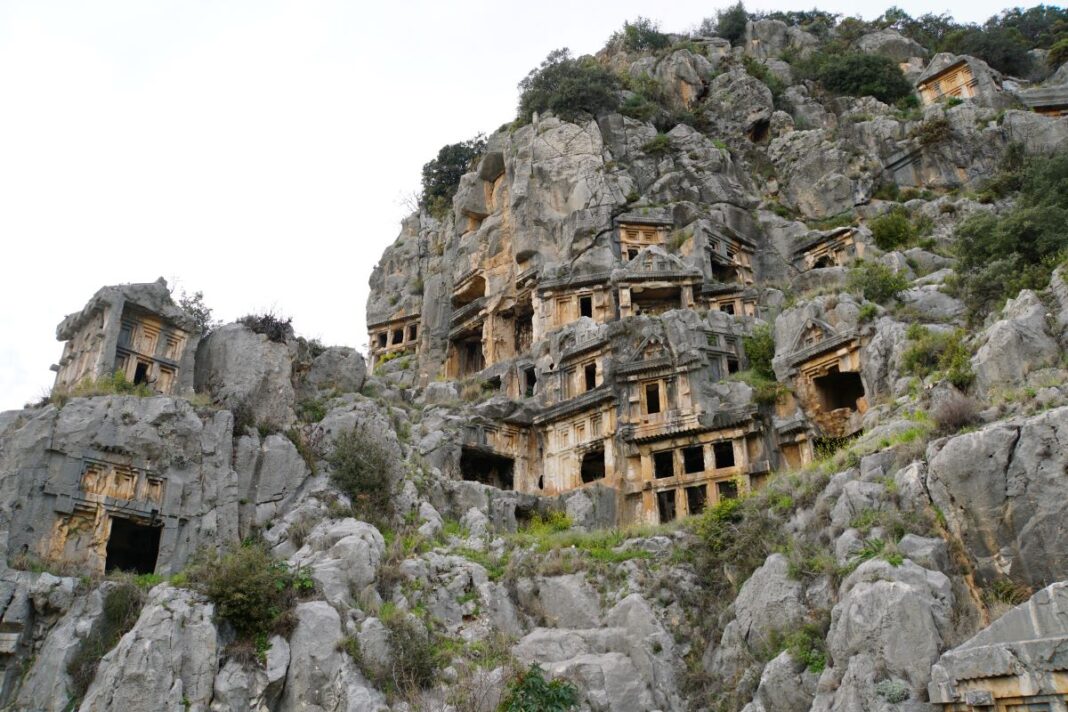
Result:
[1, 14, 1068, 712]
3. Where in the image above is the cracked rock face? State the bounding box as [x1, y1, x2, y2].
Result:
[927, 406, 1068, 589]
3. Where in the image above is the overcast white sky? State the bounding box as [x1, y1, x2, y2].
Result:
[0, 0, 1012, 409]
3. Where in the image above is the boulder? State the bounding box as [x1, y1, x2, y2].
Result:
[195, 322, 297, 431]
[856, 30, 927, 62]
[302, 347, 366, 396]
[972, 290, 1058, 395]
[926, 406, 1068, 588]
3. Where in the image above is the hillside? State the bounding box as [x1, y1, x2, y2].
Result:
[2, 5, 1068, 711]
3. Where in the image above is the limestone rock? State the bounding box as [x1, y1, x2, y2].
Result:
[856, 30, 927, 62]
[972, 290, 1059, 395]
[78, 586, 219, 712]
[195, 323, 297, 431]
[926, 406, 1068, 588]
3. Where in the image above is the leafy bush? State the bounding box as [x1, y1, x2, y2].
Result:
[517, 49, 621, 124]
[1050, 37, 1068, 68]
[380, 612, 441, 692]
[67, 579, 145, 699]
[869, 207, 917, 250]
[239, 312, 293, 343]
[847, 261, 909, 304]
[642, 133, 673, 155]
[804, 53, 915, 105]
[420, 134, 486, 218]
[912, 116, 952, 146]
[743, 324, 776, 380]
[500, 664, 579, 711]
[614, 17, 670, 52]
[327, 425, 396, 525]
[956, 148, 1068, 320]
[901, 326, 974, 389]
[875, 679, 911, 703]
[780, 622, 829, 673]
[184, 541, 313, 639]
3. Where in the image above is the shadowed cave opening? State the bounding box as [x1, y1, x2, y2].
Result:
[105, 517, 161, 575]
[813, 370, 865, 412]
[460, 446, 514, 490]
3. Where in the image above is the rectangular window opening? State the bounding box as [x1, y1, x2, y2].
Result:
[579, 295, 593, 319]
[524, 366, 537, 398]
[682, 446, 705, 474]
[392, 328, 404, 345]
[727, 358, 739, 374]
[645, 383, 661, 414]
[721, 302, 735, 316]
[657, 490, 677, 522]
[653, 450, 674, 479]
[407, 324, 418, 341]
[460, 446, 515, 490]
[105, 517, 161, 575]
[686, 485, 707, 516]
[584, 362, 597, 392]
[581, 448, 606, 484]
[713, 441, 736, 469]
[133, 362, 149, 385]
[717, 480, 739, 501]
[377, 333, 387, 348]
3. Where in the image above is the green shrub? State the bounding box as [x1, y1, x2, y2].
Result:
[239, 312, 293, 343]
[177, 290, 217, 334]
[327, 426, 396, 526]
[742, 55, 785, 103]
[781, 622, 828, 673]
[901, 326, 974, 389]
[956, 148, 1068, 321]
[184, 541, 312, 639]
[858, 303, 879, 323]
[383, 614, 440, 691]
[869, 207, 917, 250]
[847, 261, 909, 304]
[67, 580, 145, 699]
[517, 49, 621, 124]
[500, 664, 579, 711]
[420, 135, 486, 218]
[742, 324, 776, 380]
[642, 133, 673, 156]
[804, 53, 915, 105]
[875, 679, 910, 703]
[912, 116, 952, 146]
[1049, 37, 1068, 68]
[614, 17, 670, 52]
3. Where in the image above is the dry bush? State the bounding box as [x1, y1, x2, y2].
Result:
[933, 391, 980, 434]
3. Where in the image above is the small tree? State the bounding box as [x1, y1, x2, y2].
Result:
[615, 17, 670, 52]
[517, 49, 621, 124]
[420, 134, 487, 217]
[177, 290, 218, 334]
[869, 207, 916, 250]
[709, 2, 749, 45]
[327, 425, 396, 526]
[743, 324, 776, 380]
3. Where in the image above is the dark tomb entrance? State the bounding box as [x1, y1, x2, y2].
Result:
[460, 446, 515, 490]
[105, 517, 161, 574]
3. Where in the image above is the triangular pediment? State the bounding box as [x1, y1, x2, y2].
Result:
[790, 318, 837, 354]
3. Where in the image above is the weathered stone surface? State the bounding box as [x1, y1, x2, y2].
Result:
[930, 582, 1068, 705]
[856, 30, 927, 62]
[972, 289, 1059, 395]
[79, 586, 219, 712]
[289, 518, 385, 608]
[195, 323, 297, 431]
[301, 347, 366, 396]
[927, 406, 1068, 588]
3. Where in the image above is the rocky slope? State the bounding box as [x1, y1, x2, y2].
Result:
[2, 10, 1068, 712]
